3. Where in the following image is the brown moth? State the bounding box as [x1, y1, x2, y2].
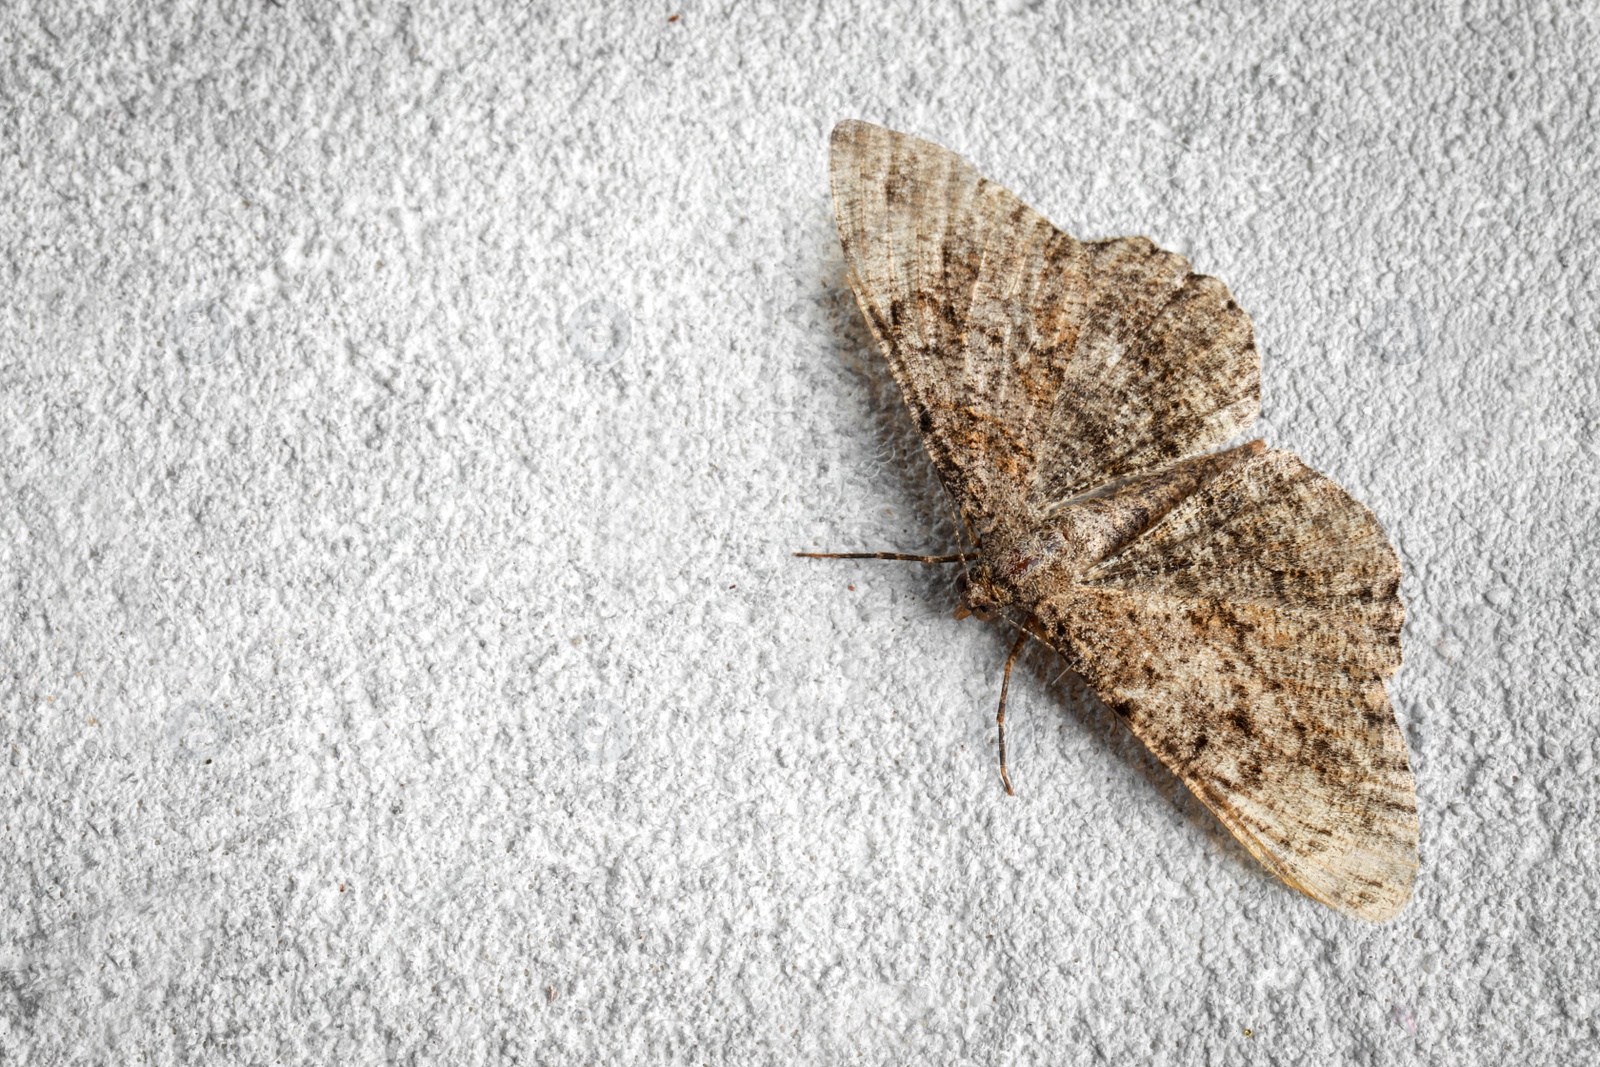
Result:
[802, 119, 1418, 922]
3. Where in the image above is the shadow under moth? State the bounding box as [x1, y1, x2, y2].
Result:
[801, 120, 1418, 922]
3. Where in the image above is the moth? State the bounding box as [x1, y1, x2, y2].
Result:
[801, 120, 1418, 921]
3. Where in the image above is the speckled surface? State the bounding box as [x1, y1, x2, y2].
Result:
[2, 2, 1595, 1063]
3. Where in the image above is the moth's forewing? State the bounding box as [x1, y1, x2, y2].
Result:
[1048, 447, 1416, 920]
[829, 119, 1261, 533]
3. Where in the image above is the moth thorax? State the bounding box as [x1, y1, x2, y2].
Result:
[995, 528, 1075, 585]
[963, 527, 1077, 616]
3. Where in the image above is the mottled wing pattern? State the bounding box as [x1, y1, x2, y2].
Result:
[1037, 447, 1416, 920]
[828, 119, 1261, 532]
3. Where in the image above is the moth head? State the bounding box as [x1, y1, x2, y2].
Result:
[956, 562, 1010, 621]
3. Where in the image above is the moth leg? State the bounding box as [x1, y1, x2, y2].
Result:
[995, 625, 1031, 797]
[793, 551, 974, 563]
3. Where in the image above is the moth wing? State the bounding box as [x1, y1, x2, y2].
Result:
[1040, 447, 1416, 920]
[828, 119, 1261, 532]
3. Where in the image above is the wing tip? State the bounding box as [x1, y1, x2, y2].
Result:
[831, 117, 874, 140]
[830, 118, 890, 160]
[1341, 866, 1417, 922]
[1316, 821, 1420, 922]
[1169, 752, 1420, 923]
[830, 119, 958, 170]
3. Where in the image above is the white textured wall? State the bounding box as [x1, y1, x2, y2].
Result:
[2, 2, 1595, 1063]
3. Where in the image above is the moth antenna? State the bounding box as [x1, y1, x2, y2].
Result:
[996, 624, 1030, 797]
[793, 551, 975, 564]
